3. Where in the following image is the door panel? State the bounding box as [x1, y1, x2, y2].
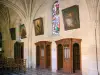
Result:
[36, 46, 40, 67]
[40, 45, 45, 68]
[57, 44, 63, 70]
[73, 43, 80, 72]
[46, 45, 51, 68]
[14, 42, 24, 59]
[21, 43, 24, 59]
[63, 45, 72, 73]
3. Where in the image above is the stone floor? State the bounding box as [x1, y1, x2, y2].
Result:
[0, 68, 82, 75]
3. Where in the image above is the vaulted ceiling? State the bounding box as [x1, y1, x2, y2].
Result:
[0, 4, 19, 40]
[0, 0, 49, 40]
[0, 0, 49, 19]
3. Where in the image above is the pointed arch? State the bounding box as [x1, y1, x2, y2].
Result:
[52, 0, 60, 35]
[0, 0, 26, 20]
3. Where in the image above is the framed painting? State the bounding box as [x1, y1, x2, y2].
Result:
[20, 24, 27, 39]
[33, 18, 44, 36]
[10, 28, 16, 40]
[62, 5, 80, 31]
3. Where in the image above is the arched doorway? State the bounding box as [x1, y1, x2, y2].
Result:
[57, 44, 63, 70]
[73, 43, 80, 73]
[36, 46, 40, 68]
[14, 42, 24, 59]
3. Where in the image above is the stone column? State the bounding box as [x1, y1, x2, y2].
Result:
[85, 0, 99, 75]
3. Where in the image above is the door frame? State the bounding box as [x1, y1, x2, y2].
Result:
[72, 39, 82, 73]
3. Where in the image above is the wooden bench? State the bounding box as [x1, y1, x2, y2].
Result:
[0, 57, 26, 73]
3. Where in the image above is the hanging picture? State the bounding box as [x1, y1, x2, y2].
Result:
[62, 5, 80, 30]
[33, 18, 44, 36]
[10, 28, 16, 40]
[20, 24, 27, 39]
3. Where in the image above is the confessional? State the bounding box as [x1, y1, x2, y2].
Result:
[35, 41, 51, 69]
[55, 38, 81, 73]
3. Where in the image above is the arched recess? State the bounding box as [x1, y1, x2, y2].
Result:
[14, 42, 24, 59]
[72, 39, 82, 73]
[73, 43, 80, 73]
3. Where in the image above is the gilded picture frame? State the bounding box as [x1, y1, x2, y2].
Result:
[62, 5, 80, 31]
[20, 24, 27, 39]
[33, 18, 44, 36]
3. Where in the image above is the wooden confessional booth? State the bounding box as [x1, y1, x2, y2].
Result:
[35, 41, 51, 69]
[55, 38, 81, 73]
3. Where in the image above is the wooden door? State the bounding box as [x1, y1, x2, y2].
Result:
[36, 46, 40, 68]
[73, 43, 80, 73]
[57, 44, 63, 70]
[14, 42, 24, 59]
[46, 45, 51, 68]
[40, 45, 45, 68]
[63, 44, 72, 73]
[20, 42, 24, 59]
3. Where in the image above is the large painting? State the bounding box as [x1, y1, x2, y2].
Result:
[33, 18, 44, 36]
[20, 24, 27, 39]
[62, 5, 80, 31]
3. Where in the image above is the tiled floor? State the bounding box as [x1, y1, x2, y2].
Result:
[18, 68, 81, 75]
[0, 68, 82, 75]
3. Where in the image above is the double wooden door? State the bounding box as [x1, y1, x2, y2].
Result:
[35, 41, 51, 69]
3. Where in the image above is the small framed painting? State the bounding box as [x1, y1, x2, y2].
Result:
[62, 5, 80, 31]
[33, 18, 44, 36]
[20, 24, 27, 39]
[10, 28, 16, 40]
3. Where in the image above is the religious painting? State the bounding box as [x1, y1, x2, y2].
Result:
[10, 28, 16, 40]
[62, 5, 80, 30]
[33, 18, 44, 36]
[20, 24, 27, 39]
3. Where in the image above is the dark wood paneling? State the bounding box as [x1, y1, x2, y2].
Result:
[55, 38, 81, 73]
[35, 41, 52, 69]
